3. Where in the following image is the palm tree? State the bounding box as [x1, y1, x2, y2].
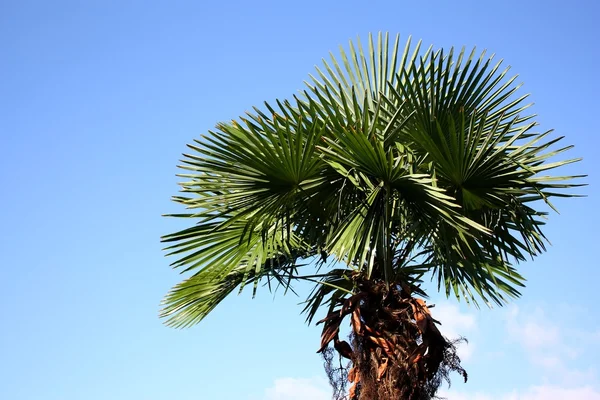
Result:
[160, 33, 583, 399]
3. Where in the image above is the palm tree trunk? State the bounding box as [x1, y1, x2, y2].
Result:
[319, 279, 467, 399]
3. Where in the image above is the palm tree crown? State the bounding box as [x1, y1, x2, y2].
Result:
[160, 32, 583, 398]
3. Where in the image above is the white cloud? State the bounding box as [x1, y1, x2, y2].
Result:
[515, 385, 600, 400]
[440, 303, 600, 400]
[434, 302, 477, 338]
[506, 306, 560, 351]
[442, 385, 600, 400]
[438, 390, 493, 400]
[504, 305, 597, 385]
[263, 377, 330, 400]
[433, 302, 476, 361]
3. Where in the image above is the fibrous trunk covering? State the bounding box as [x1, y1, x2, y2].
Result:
[318, 279, 467, 399]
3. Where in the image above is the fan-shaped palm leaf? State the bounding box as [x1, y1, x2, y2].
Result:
[161, 32, 583, 328]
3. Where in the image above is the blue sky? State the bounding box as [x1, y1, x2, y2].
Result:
[1, 1, 598, 399]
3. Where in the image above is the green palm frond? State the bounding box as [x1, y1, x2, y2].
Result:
[301, 268, 356, 325]
[304, 33, 583, 306]
[161, 250, 305, 328]
[161, 32, 584, 327]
